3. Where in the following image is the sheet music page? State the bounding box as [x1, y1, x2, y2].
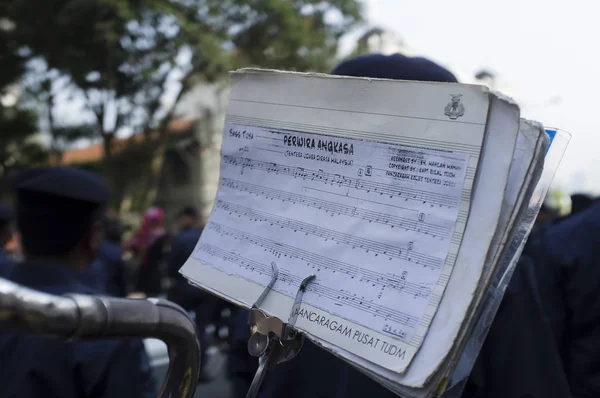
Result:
[486, 119, 545, 278]
[439, 119, 547, 393]
[338, 93, 520, 394]
[181, 69, 490, 373]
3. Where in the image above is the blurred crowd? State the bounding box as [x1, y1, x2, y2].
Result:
[1, 53, 600, 398]
[0, 166, 235, 397]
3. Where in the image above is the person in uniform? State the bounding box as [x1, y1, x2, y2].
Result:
[569, 193, 595, 216]
[97, 229, 128, 297]
[166, 206, 206, 311]
[459, 252, 571, 398]
[518, 200, 600, 397]
[250, 53, 570, 398]
[0, 166, 156, 398]
[166, 206, 214, 381]
[227, 307, 258, 398]
[0, 203, 15, 278]
[80, 216, 128, 297]
[167, 206, 204, 284]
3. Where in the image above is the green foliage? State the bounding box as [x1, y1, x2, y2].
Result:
[0, 13, 25, 90]
[4, 0, 363, 138]
[0, 106, 47, 177]
[3, 0, 194, 157]
[1, 0, 363, 206]
[0, 9, 45, 177]
[218, 0, 363, 72]
[51, 124, 97, 150]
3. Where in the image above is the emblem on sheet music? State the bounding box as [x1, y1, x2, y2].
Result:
[444, 94, 465, 120]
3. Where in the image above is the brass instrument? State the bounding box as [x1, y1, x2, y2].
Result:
[0, 277, 200, 398]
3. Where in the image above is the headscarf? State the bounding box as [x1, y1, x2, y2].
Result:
[128, 207, 165, 255]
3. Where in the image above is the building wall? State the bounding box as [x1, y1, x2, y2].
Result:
[156, 83, 229, 227]
[196, 106, 226, 223]
[155, 139, 202, 227]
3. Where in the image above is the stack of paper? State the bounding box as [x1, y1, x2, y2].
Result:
[180, 69, 549, 397]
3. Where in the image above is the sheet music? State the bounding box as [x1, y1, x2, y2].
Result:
[351, 93, 520, 390]
[181, 68, 490, 374]
[192, 121, 469, 363]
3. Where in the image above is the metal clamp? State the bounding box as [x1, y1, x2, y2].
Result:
[245, 262, 315, 398]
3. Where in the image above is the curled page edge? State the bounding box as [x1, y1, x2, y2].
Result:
[230, 67, 490, 94]
[439, 127, 571, 398]
[353, 125, 568, 398]
[289, 90, 522, 391]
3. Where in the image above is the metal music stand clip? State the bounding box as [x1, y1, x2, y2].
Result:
[245, 262, 315, 398]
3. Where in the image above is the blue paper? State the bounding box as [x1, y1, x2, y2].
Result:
[545, 129, 557, 153]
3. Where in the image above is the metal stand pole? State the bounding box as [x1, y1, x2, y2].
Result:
[244, 262, 315, 398]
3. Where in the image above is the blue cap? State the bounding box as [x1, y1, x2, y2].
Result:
[10, 167, 110, 203]
[9, 167, 110, 256]
[332, 53, 458, 83]
[0, 204, 14, 221]
[179, 206, 199, 218]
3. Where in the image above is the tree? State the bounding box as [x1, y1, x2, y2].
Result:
[3, 0, 363, 207]
[0, 11, 46, 182]
[0, 106, 46, 177]
[22, 61, 98, 163]
[217, 0, 362, 72]
[4, 0, 196, 176]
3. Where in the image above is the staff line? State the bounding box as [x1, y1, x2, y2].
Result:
[221, 178, 452, 238]
[198, 243, 420, 329]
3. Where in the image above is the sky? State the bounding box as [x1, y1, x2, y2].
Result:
[340, 0, 599, 194]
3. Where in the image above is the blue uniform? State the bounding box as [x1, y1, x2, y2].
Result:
[463, 254, 571, 398]
[0, 262, 156, 398]
[227, 307, 258, 398]
[523, 202, 600, 397]
[166, 227, 211, 371]
[167, 227, 205, 307]
[168, 228, 202, 278]
[98, 240, 127, 297]
[0, 249, 15, 279]
[1, 166, 157, 398]
[80, 258, 108, 293]
[0, 203, 15, 279]
[80, 241, 127, 297]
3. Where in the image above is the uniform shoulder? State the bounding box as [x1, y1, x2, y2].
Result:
[548, 202, 600, 242]
[174, 228, 202, 244]
[100, 241, 124, 260]
[539, 202, 600, 267]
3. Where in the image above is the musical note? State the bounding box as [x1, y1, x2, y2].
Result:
[186, 124, 472, 349]
[222, 155, 459, 208]
[219, 179, 452, 239]
[219, 201, 442, 268]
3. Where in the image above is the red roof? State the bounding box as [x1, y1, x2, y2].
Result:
[60, 119, 194, 165]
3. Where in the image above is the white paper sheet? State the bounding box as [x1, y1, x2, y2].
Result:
[298, 92, 520, 396]
[198, 121, 468, 345]
[435, 119, 548, 394]
[354, 93, 521, 395]
[181, 69, 490, 374]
